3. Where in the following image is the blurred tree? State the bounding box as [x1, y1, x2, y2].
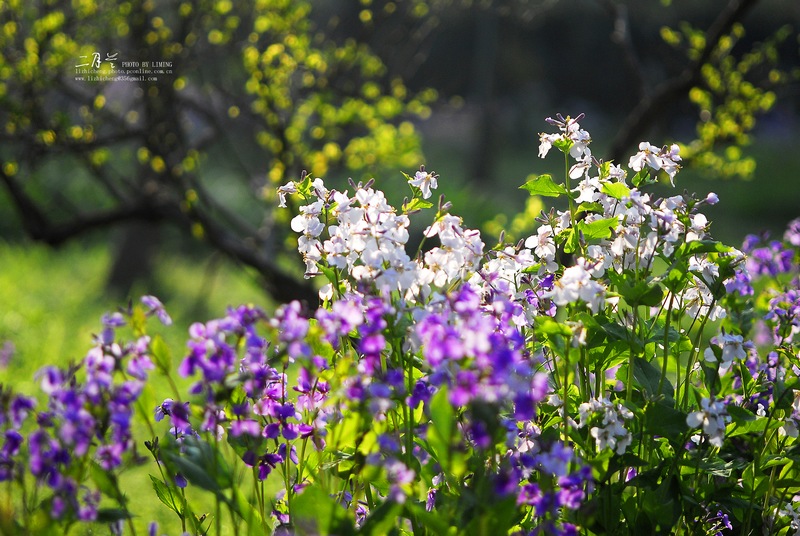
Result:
[345, 0, 796, 183]
[0, 0, 434, 302]
[1, 0, 796, 304]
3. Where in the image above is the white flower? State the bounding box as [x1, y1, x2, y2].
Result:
[629, 142, 661, 172]
[686, 213, 708, 242]
[608, 163, 627, 182]
[568, 152, 593, 180]
[779, 498, 800, 533]
[571, 174, 601, 203]
[628, 142, 681, 185]
[568, 126, 592, 159]
[277, 181, 297, 208]
[579, 397, 633, 455]
[408, 167, 439, 199]
[539, 132, 560, 158]
[548, 260, 606, 313]
[525, 225, 557, 264]
[686, 398, 727, 448]
[703, 332, 747, 375]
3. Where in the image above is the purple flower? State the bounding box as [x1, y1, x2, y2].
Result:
[230, 419, 262, 437]
[425, 487, 437, 512]
[785, 217, 800, 247]
[0, 341, 14, 369]
[96, 443, 123, 470]
[174, 473, 187, 488]
[141, 295, 172, 326]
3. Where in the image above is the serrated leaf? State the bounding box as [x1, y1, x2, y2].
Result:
[403, 197, 434, 213]
[520, 174, 567, 197]
[601, 182, 631, 200]
[727, 405, 756, 424]
[534, 317, 573, 338]
[404, 503, 452, 535]
[561, 227, 578, 254]
[429, 386, 454, 457]
[679, 240, 733, 256]
[427, 386, 467, 480]
[577, 217, 618, 240]
[575, 201, 604, 218]
[231, 486, 264, 529]
[149, 475, 180, 515]
[609, 272, 664, 307]
[631, 170, 654, 188]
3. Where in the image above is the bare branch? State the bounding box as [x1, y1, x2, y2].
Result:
[598, 0, 648, 98]
[609, 0, 761, 162]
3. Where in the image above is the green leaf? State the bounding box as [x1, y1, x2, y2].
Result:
[95, 508, 132, 523]
[630, 170, 654, 188]
[427, 386, 468, 480]
[577, 217, 618, 240]
[520, 174, 567, 197]
[727, 405, 757, 424]
[665, 263, 690, 293]
[359, 500, 403, 535]
[726, 410, 770, 438]
[90, 462, 120, 500]
[226, 429, 266, 461]
[231, 486, 265, 529]
[645, 402, 687, 439]
[554, 138, 574, 154]
[561, 227, 579, 254]
[534, 317, 573, 338]
[598, 318, 633, 343]
[317, 263, 340, 289]
[773, 379, 800, 410]
[162, 436, 233, 495]
[678, 240, 733, 256]
[151, 334, 172, 372]
[149, 474, 180, 515]
[601, 181, 631, 200]
[609, 272, 664, 307]
[292, 486, 355, 536]
[403, 197, 434, 213]
[404, 503, 453, 535]
[633, 357, 673, 401]
[575, 201, 604, 218]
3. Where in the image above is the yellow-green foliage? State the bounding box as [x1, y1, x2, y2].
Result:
[0, 0, 432, 215]
[661, 22, 792, 179]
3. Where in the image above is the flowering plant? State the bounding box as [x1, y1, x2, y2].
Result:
[1, 114, 800, 535]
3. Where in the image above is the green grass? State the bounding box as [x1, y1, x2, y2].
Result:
[0, 239, 271, 394]
[0, 239, 276, 534]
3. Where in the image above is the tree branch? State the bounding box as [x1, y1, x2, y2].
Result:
[609, 0, 761, 163]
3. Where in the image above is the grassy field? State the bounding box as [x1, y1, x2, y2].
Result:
[0, 238, 272, 389]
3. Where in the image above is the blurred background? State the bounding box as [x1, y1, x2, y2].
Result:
[1, 0, 799, 383]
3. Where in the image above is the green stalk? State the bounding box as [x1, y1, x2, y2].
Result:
[681, 300, 715, 411]
[658, 293, 676, 397]
[214, 432, 222, 536]
[563, 344, 570, 443]
[626, 306, 640, 402]
[564, 152, 577, 233]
